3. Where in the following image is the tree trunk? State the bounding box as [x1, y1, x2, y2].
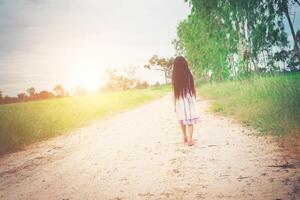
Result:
[164, 72, 168, 84]
[284, 8, 300, 66]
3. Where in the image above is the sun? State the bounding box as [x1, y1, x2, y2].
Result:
[67, 49, 107, 93]
[78, 72, 101, 92]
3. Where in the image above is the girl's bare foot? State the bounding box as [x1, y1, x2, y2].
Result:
[187, 140, 193, 146]
[183, 136, 188, 144]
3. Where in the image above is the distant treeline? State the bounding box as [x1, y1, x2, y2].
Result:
[174, 0, 300, 81]
[0, 66, 163, 105]
[0, 84, 67, 105]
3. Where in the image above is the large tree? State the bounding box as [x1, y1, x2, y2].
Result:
[175, 7, 233, 80]
[53, 84, 65, 97]
[144, 55, 174, 83]
[175, 0, 299, 81]
[26, 87, 36, 98]
[123, 65, 138, 80]
[38, 91, 54, 99]
[102, 68, 138, 92]
[17, 93, 27, 101]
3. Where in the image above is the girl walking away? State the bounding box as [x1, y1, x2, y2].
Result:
[172, 56, 200, 146]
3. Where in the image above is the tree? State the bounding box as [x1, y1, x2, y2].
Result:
[102, 68, 135, 92]
[3, 96, 18, 104]
[17, 93, 27, 101]
[26, 87, 36, 98]
[53, 84, 65, 97]
[38, 91, 54, 99]
[144, 55, 174, 83]
[154, 81, 160, 87]
[102, 68, 122, 92]
[123, 65, 138, 80]
[0, 91, 3, 103]
[135, 81, 149, 89]
[101, 67, 149, 92]
[175, 11, 232, 80]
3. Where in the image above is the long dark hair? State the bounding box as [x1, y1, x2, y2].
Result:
[172, 56, 196, 99]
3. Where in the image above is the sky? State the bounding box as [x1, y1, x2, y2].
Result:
[286, 5, 300, 45]
[0, 0, 190, 96]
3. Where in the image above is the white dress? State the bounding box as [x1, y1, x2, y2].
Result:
[175, 92, 200, 125]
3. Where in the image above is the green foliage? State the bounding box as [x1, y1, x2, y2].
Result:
[175, 0, 300, 81]
[198, 73, 300, 136]
[0, 86, 171, 154]
[176, 12, 233, 81]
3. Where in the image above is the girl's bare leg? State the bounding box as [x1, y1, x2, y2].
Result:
[180, 124, 187, 144]
[187, 124, 194, 146]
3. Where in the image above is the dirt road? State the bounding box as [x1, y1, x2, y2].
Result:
[0, 94, 299, 200]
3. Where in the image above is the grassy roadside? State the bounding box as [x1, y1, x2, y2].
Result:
[198, 73, 300, 136]
[0, 85, 171, 154]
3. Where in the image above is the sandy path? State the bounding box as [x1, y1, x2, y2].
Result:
[0, 94, 299, 200]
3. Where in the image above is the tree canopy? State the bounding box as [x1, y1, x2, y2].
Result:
[175, 0, 300, 81]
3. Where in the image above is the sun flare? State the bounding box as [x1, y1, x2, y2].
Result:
[68, 50, 106, 93]
[77, 73, 102, 92]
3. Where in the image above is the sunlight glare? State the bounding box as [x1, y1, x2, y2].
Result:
[67, 49, 106, 93]
[77, 72, 102, 92]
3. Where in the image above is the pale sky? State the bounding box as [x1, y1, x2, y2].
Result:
[0, 0, 190, 96]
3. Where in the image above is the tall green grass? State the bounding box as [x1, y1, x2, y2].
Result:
[198, 73, 300, 136]
[0, 85, 171, 154]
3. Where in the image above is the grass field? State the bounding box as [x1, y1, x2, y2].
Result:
[0, 85, 171, 154]
[198, 73, 300, 136]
